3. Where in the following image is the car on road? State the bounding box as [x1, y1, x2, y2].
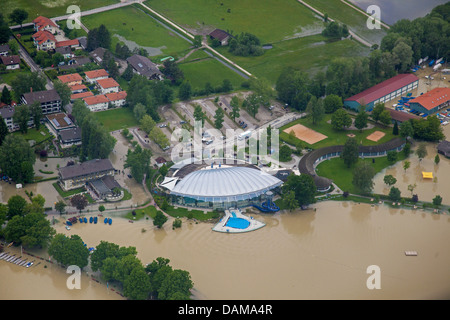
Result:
[159, 124, 167, 128]
[163, 146, 170, 151]
[128, 174, 132, 179]
[180, 121, 186, 124]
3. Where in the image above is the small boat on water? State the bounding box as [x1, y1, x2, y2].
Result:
[79, 218, 83, 223]
[26, 262, 33, 268]
[108, 218, 112, 225]
[89, 217, 93, 223]
[104, 218, 108, 224]
[83, 217, 87, 223]
[94, 217, 98, 224]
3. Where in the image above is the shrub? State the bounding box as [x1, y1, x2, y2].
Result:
[173, 218, 182, 229]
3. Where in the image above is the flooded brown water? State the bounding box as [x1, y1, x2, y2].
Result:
[374, 125, 450, 203]
[1, 200, 449, 300]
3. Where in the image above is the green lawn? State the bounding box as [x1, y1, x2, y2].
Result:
[92, 107, 139, 132]
[315, 153, 407, 194]
[82, 5, 192, 59]
[178, 50, 246, 92]
[280, 113, 396, 149]
[145, 0, 320, 43]
[302, 0, 388, 45]
[215, 35, 369, 85]
[4, 0, 120, 25]
[13, 126, 53, 145]
[52, 182, 86, 198]
[124, 205, 158, 220]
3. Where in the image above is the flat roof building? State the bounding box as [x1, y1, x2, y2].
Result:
[58, 158, 115, 190]
[344, 74, 419, 111]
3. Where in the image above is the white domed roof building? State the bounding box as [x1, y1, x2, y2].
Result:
[160, 161, 283, 210]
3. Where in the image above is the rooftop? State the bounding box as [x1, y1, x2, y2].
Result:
[32, 30, 56, 45]
[33, 16, 57, 29]
[126, 54, 162, 78]
[209, 29, 231, 41]
[409, 87, 450, 111]
[58, 127, 82, 142]
[71, 91, 94, 100]
[97, 77, 120, 89]
[105, 91, 127, 101]
[46, 113, 74, 129]
[85, 69, 109, 79]
[55, 39, 79, 48]
[1, 55, 20, 66]
[83, 94, 109, 105]
[57, 73, 83, 84]
[22, 89, 61, 104]
[59, 159, 114, 180]
[345, 74, 419, 105]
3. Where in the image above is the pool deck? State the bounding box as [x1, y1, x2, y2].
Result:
[212, 209, 266, 233]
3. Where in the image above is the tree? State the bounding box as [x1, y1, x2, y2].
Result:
[0, 115, 8, 146]
[402, 143, 411, 157]
[55, 200, 67, 215]
[221, 79, 233, 93]
[399, 120, 414, 140]
[371, 103, 385, 123]
[432, 195, 443, 207]
[133, 103, 147, 121]
[0, 14, 11, 44]
[434, 154, 440, 165]
[193, 104, 206, 126]
[158, 269, 193, 300]
[415, 143, 427, 161]
[53, 80, 72, 108]
[0, 135, 35, 183]
[392, 121, 399, 135]
[214, 107, 224, 129]
[7, 195, 28, 219]
[331, 109, 352, 130]
[123, 266, 152, 300]
[389, 187, 401, 202]
[48, 234, 90, 268]
[282, 174, 316, 207]
[352, 161, 375, 194]
[1, 86, 12, 105]
[153, 211, 168, 229]
[383, 174, 397, 186]
[11, 72, 46, 99]
[306, 96, 324, 125]
[4, 212, 55, 248]
[407, 183, 416, 196]
[392, 41, 413, 73]
[379, 109, 392, 126]
[30, 101, 43, 130]
[9, 9, 28, 28]
[70, 194, 88, 213]
[228, 32, 264, 57]
[193, 35, 202, 48]
[178, 81, 192, 101]
[282, 190, 298, 211]
[403, 160, 410, 172]
[13, 104, 30, 133]
[124, 145, 152, 184]
[122, 64, 134, 81]
[243, 93, 261, 118]
[162, 60, 184, 85]
[387, 150, 398, 163]
[341, 137, 359, 168]
[229, 96, 240, 121]
[323, 94, 343, 114]
[354, 109, 369, 132]
[275, 67, 311, 111]
[71, 99, 91, 126]
[140, 114, 156, 134]
[107, 58, 119, 80]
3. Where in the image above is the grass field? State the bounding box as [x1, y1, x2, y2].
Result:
[4, 0, 119, 24]
[315, 153, 407, 194]
[178, 50, 246, 91]
[302, 0, 388, 44]
[280, 113, 395, 149]
[92, 107, 139, 132]
[82, 5, 192, 59]
[13, 126, 53, 145]
[216, 35, 369, 84]
[144, 0, 319, 43]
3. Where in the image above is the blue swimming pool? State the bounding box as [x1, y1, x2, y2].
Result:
[225, 212, 250, 229]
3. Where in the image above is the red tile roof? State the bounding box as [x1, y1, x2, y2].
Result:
[32, 30, 56, 45]
[345, 74, 419, 105]
[71, 91, 94, 100]
[409, 87, 450, 111]
[97, 78, 120, 89]
[57, 73, 83, 84]
[106, 91, 127, 101]
[55, 39, 79, 48]
[33, 16, 57, 30]
[85, 69, 109, 79]
[83, 95, 109, 105]
[69, 83, 87, 92]
[389, 108, 420, 122]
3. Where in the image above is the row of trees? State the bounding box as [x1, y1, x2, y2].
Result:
[71, 99, 116, 161]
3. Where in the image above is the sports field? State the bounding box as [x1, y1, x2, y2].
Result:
[283, 124, 328, 145]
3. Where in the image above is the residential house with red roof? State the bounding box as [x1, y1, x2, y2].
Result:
[105, 91, 127, 107]
[97, 78, 120, 94]
[83, 95, 110, 112]
[32, 30, 57, 51]
[344, 74, 419, 111]
[57, 73, 83, 86]
[84, 69, 109, 83]
[33, 16, 58, 33]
